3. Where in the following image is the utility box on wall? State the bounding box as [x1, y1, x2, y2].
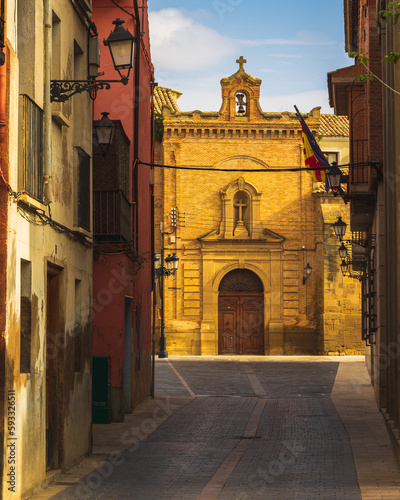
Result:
[92, 356, 111, 424]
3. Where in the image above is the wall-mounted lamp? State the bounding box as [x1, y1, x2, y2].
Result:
[326, 161, 382, 205]
[337, 233, 372, 280]
[103, 18, 135, 81]
[302, 263, 312, 284]
[340, 259, 349, 275]
[326, 162, 349, 203]
[51, 18, 135, 102]
[93, 112, 115, 156]
[333, 216, 347, 239]
[164, 253, 179, 274]
[338, 242, 348, 259]
[155, 253, 180, 277]
[326, 162, 343, 191]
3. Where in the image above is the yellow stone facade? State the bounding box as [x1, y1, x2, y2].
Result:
[154, 59, 363, 356]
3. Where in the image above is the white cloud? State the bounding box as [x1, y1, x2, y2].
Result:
[149, 8, 236, 73]
[163, 74, 225, 111]
[239, 38, 335, 47]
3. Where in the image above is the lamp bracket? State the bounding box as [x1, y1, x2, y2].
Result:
[155, 267, 176, 278]
[50, 78, 128, 102]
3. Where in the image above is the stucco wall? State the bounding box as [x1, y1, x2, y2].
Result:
[2, 1, 93, 498]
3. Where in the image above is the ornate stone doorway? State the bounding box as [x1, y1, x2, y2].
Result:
[218, 269, 264, 355]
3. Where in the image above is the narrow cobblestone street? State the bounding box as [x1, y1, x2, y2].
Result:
[29, 357, 400, 499]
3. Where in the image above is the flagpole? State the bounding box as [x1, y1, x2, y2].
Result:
[294, 104, 303, 122]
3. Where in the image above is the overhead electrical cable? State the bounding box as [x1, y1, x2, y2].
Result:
[139, 159, 367, 173]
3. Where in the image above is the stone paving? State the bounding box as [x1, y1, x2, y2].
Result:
[28, 356, 400, 500]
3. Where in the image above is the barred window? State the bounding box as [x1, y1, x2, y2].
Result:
[22, 95, 43, 201]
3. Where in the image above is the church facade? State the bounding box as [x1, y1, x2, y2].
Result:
[154, 58, 363, 356]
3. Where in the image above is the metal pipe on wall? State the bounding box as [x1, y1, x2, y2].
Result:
[133, 0, 140, 251]
[0, 57, 6, 144]
[0, 0, 6, 144]
[43, 0, 52, 204]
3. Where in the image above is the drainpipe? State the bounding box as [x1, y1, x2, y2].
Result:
[0, 0, 6, 144]
[0, 57, 5, 144]
[0, 2, 6, 490]
[133, 0, 140, 251]
[43, 0, 51, 204]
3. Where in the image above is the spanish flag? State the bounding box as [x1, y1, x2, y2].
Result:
[294, 105, 329, 186]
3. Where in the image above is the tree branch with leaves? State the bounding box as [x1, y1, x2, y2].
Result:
[349, 1, 400, 92]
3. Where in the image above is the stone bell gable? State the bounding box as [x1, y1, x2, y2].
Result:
[219, 56, 264, 122]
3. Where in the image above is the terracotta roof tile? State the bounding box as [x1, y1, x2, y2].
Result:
[320, 114, 349, 137]
[153, 87, 182, 114]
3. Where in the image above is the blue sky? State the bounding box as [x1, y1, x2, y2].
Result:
[148, 0, 350, 114]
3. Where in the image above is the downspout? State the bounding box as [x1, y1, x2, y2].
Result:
[0, 0, 6, 490]
[133, 0, 140, 251]
[0, 56, 5, 144]
[43, 0, 52, 204]
[0, 0, 6, 143]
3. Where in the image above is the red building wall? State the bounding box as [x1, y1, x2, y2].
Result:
[92, 0, 154, 419]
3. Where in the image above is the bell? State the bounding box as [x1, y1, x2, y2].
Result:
[238, 105, 245, 114]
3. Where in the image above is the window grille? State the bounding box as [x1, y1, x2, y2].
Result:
[93, 190, 131, 243]
[22, 95, 43, 201]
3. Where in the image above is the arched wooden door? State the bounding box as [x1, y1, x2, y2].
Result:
[218, 269, 264, 355]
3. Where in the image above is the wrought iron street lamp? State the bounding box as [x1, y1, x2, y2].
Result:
[103, 18, 135, 81]
[154, 250, 180, 358]
[333, 216, 347, 239]
[302, 263, 312, 285]
[50, 18, 135, 102]
[340, 259, 348, 275]
[165, 253, 179, 273]
[326, 162, 343, 192]
[93, 112, 115, 156]
[338, 242, 348, 259]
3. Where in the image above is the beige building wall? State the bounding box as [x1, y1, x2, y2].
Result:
[154, 62, 363, 357]
[2, 1, 93, 497]
[317, 132, 362, 354]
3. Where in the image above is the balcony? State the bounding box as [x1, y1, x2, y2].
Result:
[349, 162, 381, 232]
[350, 162, 379, 195]
[93, 190, 131, 244]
